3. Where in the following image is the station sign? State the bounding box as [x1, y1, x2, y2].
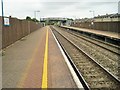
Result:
[4, 17, 10, 26]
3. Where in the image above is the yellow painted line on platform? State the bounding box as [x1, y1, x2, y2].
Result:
[42, 27, 48, 88]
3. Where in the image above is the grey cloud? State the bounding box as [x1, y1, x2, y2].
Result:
[3, 0, 119, 19]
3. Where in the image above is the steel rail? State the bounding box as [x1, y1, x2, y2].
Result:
[51, 27, 90, 90]
[52, 26, 120, 84]
[66, 29, 120, 56]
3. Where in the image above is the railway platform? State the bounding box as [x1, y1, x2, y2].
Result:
[61, 26, 120, 45]
[2, 26, 83, 88]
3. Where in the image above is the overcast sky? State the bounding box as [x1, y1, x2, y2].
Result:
[0, 0, 120, 19]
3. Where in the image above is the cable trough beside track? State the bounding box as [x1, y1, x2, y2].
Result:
[51, 26, 120, 89]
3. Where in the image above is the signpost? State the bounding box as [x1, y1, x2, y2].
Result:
[1, 0, 10, 26]
[118, 1, 120, 14]
[1, 0, 4, 17]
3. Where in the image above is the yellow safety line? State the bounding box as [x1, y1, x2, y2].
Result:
[42, 27, 48, 88]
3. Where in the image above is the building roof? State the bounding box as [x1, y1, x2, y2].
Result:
[94, 13, 120, 18]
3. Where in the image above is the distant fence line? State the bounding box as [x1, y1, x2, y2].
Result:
[1, 16, 43, 48]
[71, 21, 120, 33]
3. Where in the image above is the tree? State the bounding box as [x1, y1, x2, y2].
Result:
[26, 16, 39, 22]
[26, 16, 32, 21]
[32, 18, 39, 22]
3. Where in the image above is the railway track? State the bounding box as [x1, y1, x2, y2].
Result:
[59, 26, 120, 55]
[52, 26, 119, 80]
[67, 29, 120, 55]
[51, 26, 120, 89]
[60, 26, 120, 48]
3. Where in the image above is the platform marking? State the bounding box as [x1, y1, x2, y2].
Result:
[42, 27, 48, 88]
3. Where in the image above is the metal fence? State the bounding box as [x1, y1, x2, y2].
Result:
[1, 17, 43, 48]
[71, 21, 120, 33]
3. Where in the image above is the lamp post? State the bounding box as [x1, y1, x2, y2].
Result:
[89, 10, 95, 29]
[89, 10, 95, 17]
[34, 10, 40, 20]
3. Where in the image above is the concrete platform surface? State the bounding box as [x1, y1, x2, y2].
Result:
[2, 26, 77, 88]
[62, 26, 120, 39]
